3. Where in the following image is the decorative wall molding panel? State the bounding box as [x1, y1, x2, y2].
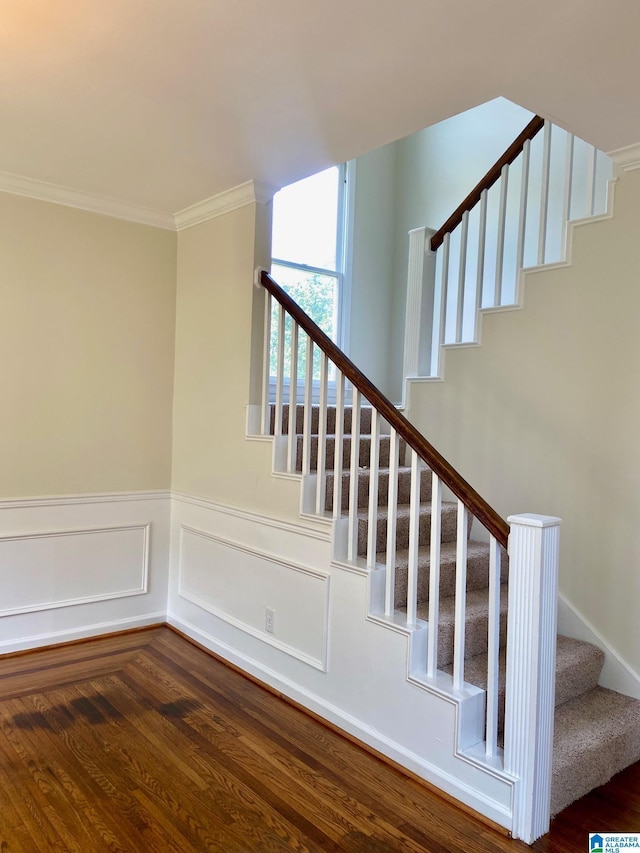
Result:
[0, 491, 171, 653]
[178, 524, 329, 670]
[0, 523, 149, 617]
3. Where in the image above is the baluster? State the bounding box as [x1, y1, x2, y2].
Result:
[586, 144, 597, 216]
[455, 211, 469, 342]
[274, 305, 286, 436]
[537, 121, 552, 265]
[384, 428, 399, 616]
[347, 388, 361, 561]
[485, 535, 502, 758]
[366, 410, 380, 568]
[301, 337, 313, 476]
[494, 164, 509, 306]
[315, 352, 328, 514]
[332, 370, 345, 519]
[435, 233, 450, 367]
[561, 134, 575, 258]
[516, 140, 531, 273]
[426, 473, 442, 678]
[453, 500, 468, 691]
[287, 321, 299, 472]
[406, 450, 421, 625]
[473, 189, 488, 340]
[261, 291, 272, 435]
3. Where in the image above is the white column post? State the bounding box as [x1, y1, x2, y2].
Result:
[504, 513, 561, 844]
[403, 227, 437, 386]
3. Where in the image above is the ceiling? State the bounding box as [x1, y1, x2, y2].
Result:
[3, 0, 639, 217]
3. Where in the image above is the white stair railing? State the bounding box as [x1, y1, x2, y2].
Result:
[404, 118, 613, 382]
[256, 267, 561, 843]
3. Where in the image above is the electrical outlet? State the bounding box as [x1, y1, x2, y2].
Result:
[265, 607, 275, 634]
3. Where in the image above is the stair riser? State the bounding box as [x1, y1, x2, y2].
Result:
[436, 599, 508, 669]
[324, 467, 433, 512]
[358, 503, 460, 555]
[296, 435, 406, 472]
[270, 404, 373, 436]
[394, 549, 498, 605]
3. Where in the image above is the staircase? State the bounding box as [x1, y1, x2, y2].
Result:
[254, 118, 639, 843]
[270, 401, 640, 820]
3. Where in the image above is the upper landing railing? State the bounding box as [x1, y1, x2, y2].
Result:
[404, 116, 613, 380]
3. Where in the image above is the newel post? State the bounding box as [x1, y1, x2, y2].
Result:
[402, 227, 437, 385]
[504, 513, 561, 844]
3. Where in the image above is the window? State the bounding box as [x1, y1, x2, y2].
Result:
[270, 164, 350, 384]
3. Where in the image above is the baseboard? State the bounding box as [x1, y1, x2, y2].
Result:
[558, 592, 640, 699]
[0, 612, 166, 655]
[167, 612, 513, 831]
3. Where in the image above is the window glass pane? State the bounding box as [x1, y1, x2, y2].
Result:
[270, 264, 338, 380]
[272, 167, 339, 270]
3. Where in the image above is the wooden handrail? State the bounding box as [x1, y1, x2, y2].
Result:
[260, 269, 510, 548]
[430, 115, 545, 252]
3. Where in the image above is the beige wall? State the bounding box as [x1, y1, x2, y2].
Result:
[0, 194, 177, 498]
[171, 201, 304, 521]
[406, 167, 640, 672]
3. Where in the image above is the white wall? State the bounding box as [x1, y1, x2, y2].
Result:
[405, 164, 640, 675]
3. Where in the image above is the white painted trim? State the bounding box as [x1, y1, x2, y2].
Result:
[608, 141, 640, 175]
[557, 592, 640, 699]
[171, 490, 331, 541]
[0, 171, 175, 230]
[0, 173, 282, 232]
[0, 613, 166, 655]
[0, 523, 149, 616]
[166, 612, 513, 830]
[174, 180, 278, 231]
[0, 490, 170, 509]
[177, 524, 329, 671]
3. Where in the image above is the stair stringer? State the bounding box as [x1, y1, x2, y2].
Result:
[237, 427, 518, 829]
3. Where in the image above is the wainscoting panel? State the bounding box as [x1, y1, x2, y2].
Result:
[178, 524, 329, 669]
[0, 491, 171, 652]
[0, 524, 148, 616]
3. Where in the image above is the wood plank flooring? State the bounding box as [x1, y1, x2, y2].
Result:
[0, 625, 635, 852]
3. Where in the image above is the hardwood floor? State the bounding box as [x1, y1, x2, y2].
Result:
[0, 626, 635, 852]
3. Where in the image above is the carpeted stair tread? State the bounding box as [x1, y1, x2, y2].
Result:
[392, 539, 506, 605]
[325, 465, 432, 512]
[296, 434, 406, 472]
[443, 636, 605, 733]
[412, 584, 509, 668]
[551, 686, 640, 816]
[357, 500, 460, 556]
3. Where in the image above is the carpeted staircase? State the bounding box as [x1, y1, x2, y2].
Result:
[271, 401, 640, 818]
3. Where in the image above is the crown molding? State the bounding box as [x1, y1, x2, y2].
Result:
[608, 142, 640, 175]
[174, 179, 278, 231]
[0, 172, 278, 231]
[0, 171, 176, 230]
